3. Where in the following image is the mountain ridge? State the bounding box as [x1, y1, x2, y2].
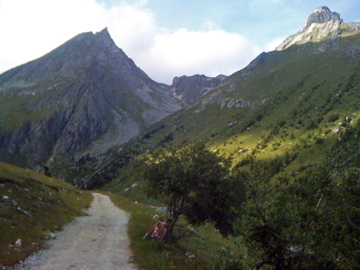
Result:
[0, 28, 185, 165]
[83, 6, 360, 190]
[0, 6, 359, 174]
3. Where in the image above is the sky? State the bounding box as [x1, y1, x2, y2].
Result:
[0, 0, 359, 84]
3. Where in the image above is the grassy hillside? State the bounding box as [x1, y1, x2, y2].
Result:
[0, 162, 92, 267]
[83, 33, 359, 197]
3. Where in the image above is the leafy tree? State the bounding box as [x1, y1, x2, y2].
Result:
[236, 120, 360, 269]
[144, 142, 244, 242]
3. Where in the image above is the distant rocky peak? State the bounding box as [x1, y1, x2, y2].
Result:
[93, 28, 116, 49]
[275, 6, 345, 51]
[301, 6, 342, 31]
[65, 27, 119, 56]
[171, 74, 226, 106]
[95, 27, 111, 38]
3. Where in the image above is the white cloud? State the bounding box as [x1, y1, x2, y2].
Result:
[0, 0, 261, 84]
[140, 28, 261, 83]
[106, 2, 157, 57]
[0, 0, 106, 71]
[264, 37, 286, 52]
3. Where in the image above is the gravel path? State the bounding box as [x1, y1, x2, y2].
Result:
[16, 193, 137, 270]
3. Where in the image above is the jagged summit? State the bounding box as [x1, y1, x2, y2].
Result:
[275, 6, 359, 51]
[91, 28, 120, 52]
[95, 27, 111, 37]
[302, 6, 342, 31]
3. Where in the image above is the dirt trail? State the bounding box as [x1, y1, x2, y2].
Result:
[17, 193, 137, 270]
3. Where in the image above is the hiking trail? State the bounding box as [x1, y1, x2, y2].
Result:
[16, 193, 137, 270]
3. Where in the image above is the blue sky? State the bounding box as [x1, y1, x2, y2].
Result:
[130, 0, 359, 45]
[0, 0, 359, 84]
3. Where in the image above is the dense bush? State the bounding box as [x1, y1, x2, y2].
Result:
[236, 120, 360, 269]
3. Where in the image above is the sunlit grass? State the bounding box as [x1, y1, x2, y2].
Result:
[105, 191, 243, 270]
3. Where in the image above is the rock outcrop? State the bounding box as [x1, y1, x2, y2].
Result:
[171, 74, 226, 106]
[303, 6, 341, 28]
[275, 6, 360, 51]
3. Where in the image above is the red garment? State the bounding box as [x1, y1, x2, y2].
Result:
[151, 220, 166, 238]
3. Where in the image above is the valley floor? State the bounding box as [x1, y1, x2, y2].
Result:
[15, 193, 136, 270]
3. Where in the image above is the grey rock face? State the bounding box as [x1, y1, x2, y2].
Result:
[0, 28, 184, 164]
[171, 74, 226, 106]
[303, 6, 342, 30]
[275, 6, 356, 51]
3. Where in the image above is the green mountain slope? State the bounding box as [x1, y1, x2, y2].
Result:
[84, 28, 359, 196]
[0, 162, 92, 267]
[78, 26, 360, 269]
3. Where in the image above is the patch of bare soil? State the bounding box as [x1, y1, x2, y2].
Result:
[16, 193, 137, 270]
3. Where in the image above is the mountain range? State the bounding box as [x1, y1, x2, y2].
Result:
[0, 28, 224, 167]
[82, 6, 360, 190]
[0, 6, 359, 181]
[1, 6, 359, 269]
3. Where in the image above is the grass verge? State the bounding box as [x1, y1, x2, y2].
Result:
[105, 191, 244, 270]
[0, 162, 93, 268]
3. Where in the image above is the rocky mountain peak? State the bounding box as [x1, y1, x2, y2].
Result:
[275, 6, 347, 51]
[91, 28, 123, 56]
[70, 27, 112, 46]
[0, 29, 184, 165]
[95, 27, 111, 39]
[301, 6, 342, 31]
